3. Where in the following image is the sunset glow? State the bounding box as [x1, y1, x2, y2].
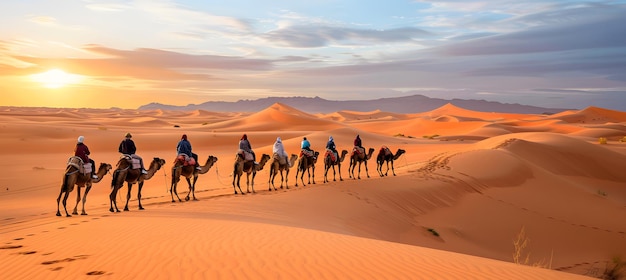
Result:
[1, 1, 626, 109]
[30, 69, 83, 89]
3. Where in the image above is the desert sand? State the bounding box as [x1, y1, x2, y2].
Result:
[1, 102, 625, 279]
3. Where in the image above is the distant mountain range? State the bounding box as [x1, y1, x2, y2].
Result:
[138, 94, 569, 114]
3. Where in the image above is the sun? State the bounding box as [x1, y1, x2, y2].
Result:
[30, 68, 82, 88]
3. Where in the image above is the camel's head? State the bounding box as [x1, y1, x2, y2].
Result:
[209, 155, 218, 163]
[152, 157, 166, 170]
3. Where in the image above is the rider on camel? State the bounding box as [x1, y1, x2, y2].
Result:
[273, 137, 290, 166]
[239, 134, 256, 162]
[176, 134, 201, 170]
[326, 136, 338, 161]
[74, 136, 98, 179]
[118, 132, 148, 174]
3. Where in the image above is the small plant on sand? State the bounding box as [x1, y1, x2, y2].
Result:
[423, 134, 440, 139]
[427, 228, 440, 237]
[598, 190, 608, 196]
[620, 136, 626, 143]
[599, 137, 608, 144]
[603, 256, 626, 280]
[512, 226, 548, 268]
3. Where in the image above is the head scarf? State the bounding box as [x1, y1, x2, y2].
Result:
[77, 136, 85, 143]
[182, 134, 187, 140]
[125, 132, 132, 138]
[242, 134, 247, 140]
[329, 136, 333, 142]
[276, 137, 282, 143]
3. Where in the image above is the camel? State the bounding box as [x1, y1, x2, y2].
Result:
[349, 147, 374, 179]
[56, 159, 112, 217]
[376, 147, 406, 177]
[170, 155, 218, 202]
[295, 150, 319, 187]
[268, 153, 298, 191]
[232, 153, 270, 194]
[323, 149, 348, 183]
[109, 157, 166, 212]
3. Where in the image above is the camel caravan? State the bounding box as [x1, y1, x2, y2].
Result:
[56, 133, 405, 217]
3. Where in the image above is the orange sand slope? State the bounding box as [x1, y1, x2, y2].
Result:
[1, 103, 625, 279]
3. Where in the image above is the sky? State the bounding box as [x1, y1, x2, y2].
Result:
[1, 0, 626, 110]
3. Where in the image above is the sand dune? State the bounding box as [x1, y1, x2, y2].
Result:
[1, 103, 625, 279]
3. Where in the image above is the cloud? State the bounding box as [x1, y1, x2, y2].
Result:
[11, 45, 275, 81]
[437, 5, 626, 56]
[263, 25, 432, 48]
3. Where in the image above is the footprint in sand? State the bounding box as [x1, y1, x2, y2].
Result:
[0, 245, 23, 250]
[41, 254, 89, 265]
[18, 251, 37, 255]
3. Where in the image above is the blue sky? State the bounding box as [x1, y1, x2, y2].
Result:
[1, 0, 625, 110]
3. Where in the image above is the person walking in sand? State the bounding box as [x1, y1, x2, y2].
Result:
[273, 137, 290, 166]
[118, 132, 147, 174]
[239, 134, 256, 162]
[74, 135, 98, 179]
[177, 134, 200, 170]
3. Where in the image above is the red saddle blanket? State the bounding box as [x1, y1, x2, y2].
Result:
[175, 154, 196, 166]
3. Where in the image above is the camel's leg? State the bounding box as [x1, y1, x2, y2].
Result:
[61, 191, 71, 217]
[283, 169, 289, 189]
[323, 163, 328, 183]
[72, 185, 82, 215]
[124, 183, 134, 211]
[357, 162, 362, 179]
[56, 189, 64, 216]
[250, 171, 257, 193]
[137, 181, 145, 210]
[338, 163, 343, 181]
[185, 177, 193, 201]
[311, 166, 316, 184]
[80, 184, 92, 215]
[268, 170, 276, 191]
[190, 174, 198, 201]
[109, 187, 120, 213]
[171, 179, 182, 202]
[232, 173, 244, 195]
[390, 160, 396, 176]
[295, 166, 301, 187]
[349, 160, 355, 179]
[364, 161, 370, 178]
[332, 165, 337, 181]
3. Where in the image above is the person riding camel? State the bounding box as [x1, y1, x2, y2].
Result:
[353, 134, 364, 156]
[301, 137, 311, 151]
[118, 132, 148, 174]
[74, 135, 98, 179]
[273, 137, 290, 166]
[326, 136, 338, 162]
[239, 134, 256, 162]
[176, 134, 201, 170]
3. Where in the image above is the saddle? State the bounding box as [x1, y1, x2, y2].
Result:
[325, 149, 337, 163]
[121, 154, 142, 169]
[273, 153, 287, 165]
[238, 149, 254, 161]
[351, 146, 365, 157]
[300, 149, 315, 158]
[175, 154, 196, 166]
[67, 156, 91, 175]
